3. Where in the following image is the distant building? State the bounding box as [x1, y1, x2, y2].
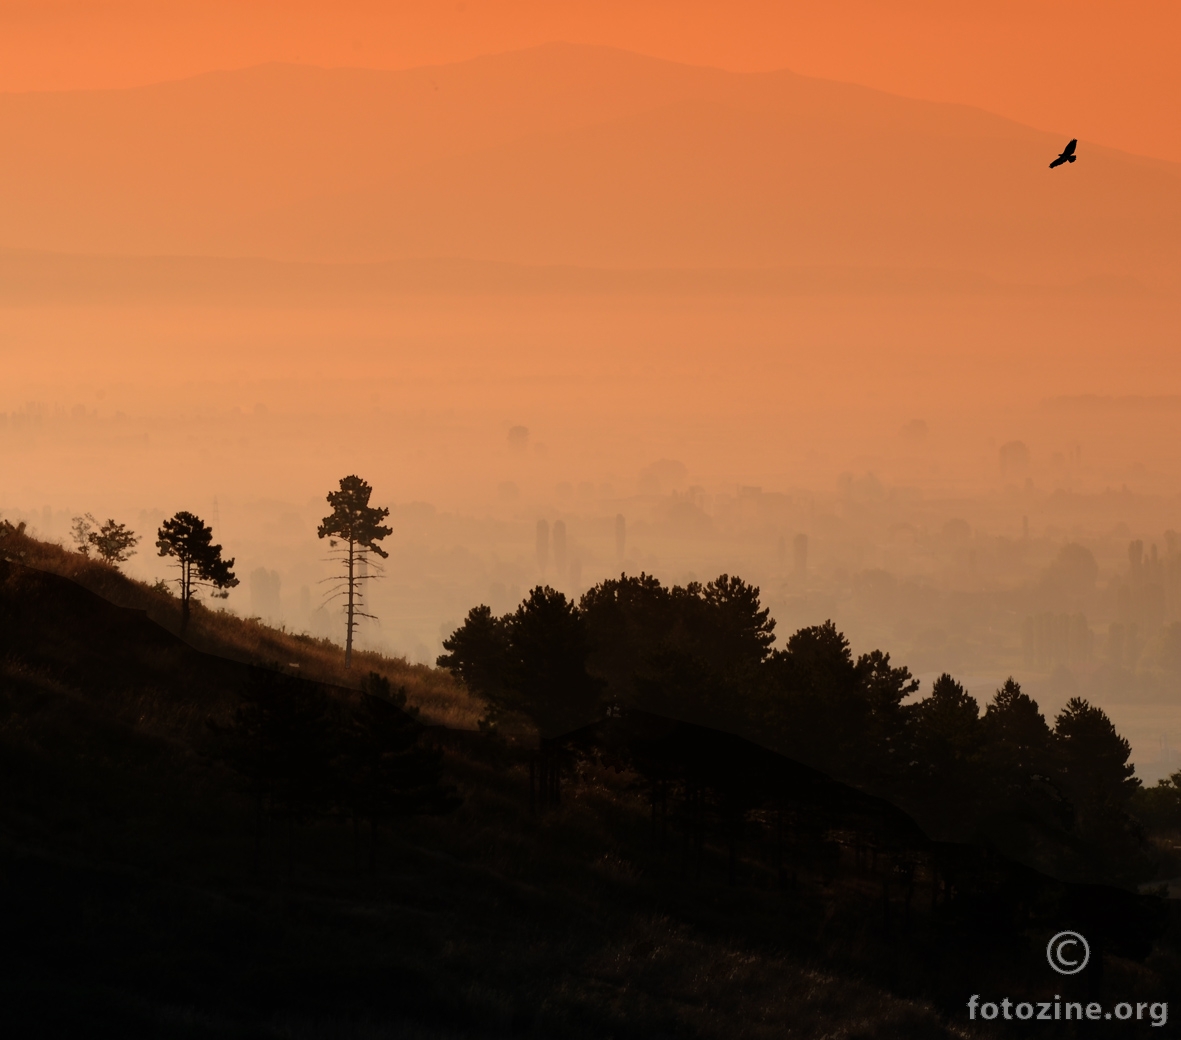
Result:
[250, 567, 281, 621]
[793, 533, 808, 577]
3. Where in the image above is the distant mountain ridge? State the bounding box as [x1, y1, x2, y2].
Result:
[0, 42, 1178, 284]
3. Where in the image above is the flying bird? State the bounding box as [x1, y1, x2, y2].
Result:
[1049, 139, 1077, 169]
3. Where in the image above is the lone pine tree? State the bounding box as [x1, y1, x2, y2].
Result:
[156, 510, 239, 632]
[318, 475, 391, 669]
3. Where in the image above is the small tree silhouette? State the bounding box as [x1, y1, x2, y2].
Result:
[1055, 696, 1139, 809]
[507, 586, 603, 738]
[437, 587, 603, 737]
[70, 513, 97, 555]
[436, 604, 510, 711]
[90, 519, 139, 565]
[71, 513, 139, 565]
[982, 677, 1054, 786]
[317, 475, 391, 668]
[156, 510, 239, 632]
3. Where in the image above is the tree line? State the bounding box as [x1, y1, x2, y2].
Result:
[439, 573, 1150, 885]
[65, 483, 453, 869]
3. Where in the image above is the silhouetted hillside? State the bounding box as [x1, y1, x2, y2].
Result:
[1, 536, 1177, 1035]
[0, 527, 476, 728]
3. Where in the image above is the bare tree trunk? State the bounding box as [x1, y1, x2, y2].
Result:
[345, 540, 355, 668]
[180, 559, 191, 633]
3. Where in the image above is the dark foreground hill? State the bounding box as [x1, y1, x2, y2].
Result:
[0, 541, 1177, 1036]
[0, 528, 476, 729]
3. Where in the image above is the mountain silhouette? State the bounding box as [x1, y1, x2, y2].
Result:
[0, 44, 1178, 285]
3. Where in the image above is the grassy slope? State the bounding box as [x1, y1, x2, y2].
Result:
[0, 531, 480, 729]
[0, 532, 989, 1038]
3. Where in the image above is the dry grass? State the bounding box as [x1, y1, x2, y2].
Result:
[0, 530, 483, 729]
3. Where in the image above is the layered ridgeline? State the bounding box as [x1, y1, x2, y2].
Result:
[0, 43, 1178, 288]
[1, 526, 1178, 1033]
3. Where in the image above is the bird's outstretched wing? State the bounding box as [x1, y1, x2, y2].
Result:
[1049, 139, 1078, 168]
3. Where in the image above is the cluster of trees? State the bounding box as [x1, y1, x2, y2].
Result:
[64, 474, 391, 656]
[71, 513, 140, 564]
[908, 674, 1142, 880]
[439, 573, 1147, 883]
[218, 668, 458, 869]
[67, 509, 239, 633]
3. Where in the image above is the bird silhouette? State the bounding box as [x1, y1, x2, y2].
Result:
[1049, 139, 1078, 169]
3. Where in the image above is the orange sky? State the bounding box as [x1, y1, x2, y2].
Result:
[1, 1, 1179, 162]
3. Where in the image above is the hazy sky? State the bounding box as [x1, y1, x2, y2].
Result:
[1, 1, 1178, 162]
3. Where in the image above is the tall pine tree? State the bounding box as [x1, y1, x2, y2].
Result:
[317, 475, 391, 668]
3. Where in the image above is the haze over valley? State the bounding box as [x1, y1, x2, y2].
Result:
[3, 43, 1181, 777]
